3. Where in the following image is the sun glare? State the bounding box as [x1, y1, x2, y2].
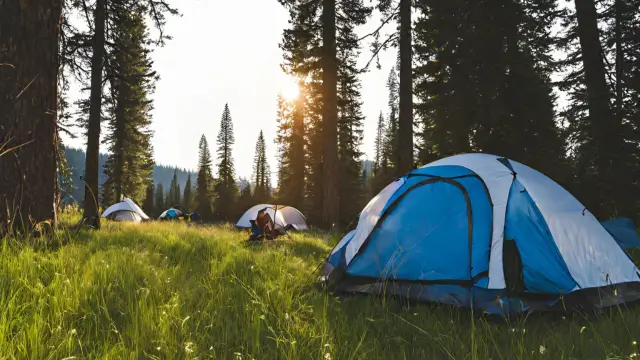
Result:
[280, 79, 300, 102]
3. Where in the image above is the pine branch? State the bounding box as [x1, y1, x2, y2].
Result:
[357, 3, 399, 42]
[359, 34, 398, 72]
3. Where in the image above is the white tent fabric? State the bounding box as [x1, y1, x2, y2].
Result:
[421, 153, 638, 290]
[101, 198, 150, 221]
[343, 178, 405, 264]
[111, 211, 142, 222]
[236, 204, 309, 230]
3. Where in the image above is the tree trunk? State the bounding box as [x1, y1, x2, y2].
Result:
[574, 0, 617, 214]
[0, 0, 62, 235]
[397, 0, 413, 175]
[321, 0, 339, 229]
[614, 0, 623, 119]
[292, 89, 306, 210]
[83, 0, 106, 226]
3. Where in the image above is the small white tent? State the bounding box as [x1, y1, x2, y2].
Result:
[236, 204, 309, 231]
[101, 198, 150, 222]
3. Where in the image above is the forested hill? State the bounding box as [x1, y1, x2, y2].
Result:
[62, 147, 195, 205]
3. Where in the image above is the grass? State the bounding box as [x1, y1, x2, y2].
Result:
[1, 221, 639, 359]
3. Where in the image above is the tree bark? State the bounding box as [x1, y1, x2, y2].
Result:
[574, 0, 618, 214]
[398, 0, 413, 175]
[574, 0, 615, 144]
[0, 0, 62, 235]
[83, 0, 106, 226]
[321, 0, 339, 229]
[291, 90, 306, 210]
[614, 0, 623, 119]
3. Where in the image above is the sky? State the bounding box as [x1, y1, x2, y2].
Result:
[62, 0, 396, 184]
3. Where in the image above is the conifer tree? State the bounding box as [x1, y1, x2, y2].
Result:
[142, 181, 155, 216]
[0, 0, 62, 233]
[363, 0, 413, 175]
[167, 169, 181, 206]
[182, 174, 193, 211]
[559, 0, 640, 218]
[412, 0, 566, 179]
[383, 68, 399, 171]
[252, 130, 271, 203]
[336, 0, 369, 224]
[195, 134, 215, 221]
[275, 94, 306, 210]
[101, 6, 155, 206]
[214, 104, 238, 221]
[373, 111, 386, 174]
[154, 183, 165, 215]
[69, 0, 178, 225]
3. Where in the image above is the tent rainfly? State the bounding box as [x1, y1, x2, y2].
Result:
[236, 204, 309, 231]
[322, 153, 640, 316]
[101, 198, 150, 222]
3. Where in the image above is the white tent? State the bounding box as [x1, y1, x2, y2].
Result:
[101, 198, 150, 222]
[236, 204, 309, 231]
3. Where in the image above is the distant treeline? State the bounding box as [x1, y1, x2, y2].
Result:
[60, 146, 195, 206]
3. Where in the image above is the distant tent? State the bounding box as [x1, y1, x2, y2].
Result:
[159, 207, 184, 220]
[236, 204, 309, 231]
[323, 153, 640, 316]
[101, 198, 150, 222]
[601, 217, 640, 249]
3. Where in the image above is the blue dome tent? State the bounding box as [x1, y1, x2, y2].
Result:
[322, 153, 640, 315]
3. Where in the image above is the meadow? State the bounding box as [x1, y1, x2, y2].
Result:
[1, 220, 639, 360]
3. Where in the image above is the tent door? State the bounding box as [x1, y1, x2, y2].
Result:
[503, 237, 525, 295]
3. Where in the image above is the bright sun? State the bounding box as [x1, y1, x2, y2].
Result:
[280, 79, 300, 102]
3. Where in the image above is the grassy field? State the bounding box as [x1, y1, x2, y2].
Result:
[1, 221, 639, 359]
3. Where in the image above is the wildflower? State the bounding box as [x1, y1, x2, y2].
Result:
[71, 329, 77, 335]
[539, 345, 546, 355]
[157, 347, 161, 351]
[413, 313, 418, 316]
[325, 353, 331, 359]
[634, 341, 638, 346]
[185, 342, 194, 353]
[260, 315, 266, 320]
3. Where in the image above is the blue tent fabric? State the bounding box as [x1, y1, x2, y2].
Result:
[504, 179, 578, 294]
[600, 217, 640, 249]
[322, 153, 640, 316]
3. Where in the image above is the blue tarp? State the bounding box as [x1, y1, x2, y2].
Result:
[600, 217, 640, 249]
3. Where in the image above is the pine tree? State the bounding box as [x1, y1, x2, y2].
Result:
[214, 104, 239, 221]
[195, 134, 215, 221]
[252, 130, 271, 203]
[101, 6, 155, 206]
[559, 0, 640, 218]
[412, 0, 566, 181]
[71, 0, 177, 225]
[336, 0, 369, 225]
[363, 0, 413, 175]
[0, 0, 62, 234]
[154, 183, 165, 215]
[182, 174, 193, 212]
[373, 111, 386, 174]
[142, 181, 155, 216]
[383, 68, 399, 171]
[320, 0, 340, 229]
[167, 169, 180, 206]
[275, 94, 306, 210]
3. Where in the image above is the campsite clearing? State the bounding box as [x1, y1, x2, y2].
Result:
[1, 222, 639, 359]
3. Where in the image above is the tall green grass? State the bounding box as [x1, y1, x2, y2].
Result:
[1, 222, 639, 359]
